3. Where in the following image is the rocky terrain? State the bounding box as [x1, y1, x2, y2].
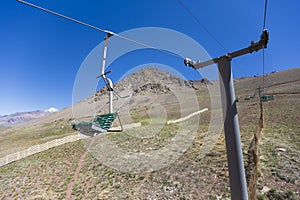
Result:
[95, 67, 210, 100]
[0, 67, 299, 199]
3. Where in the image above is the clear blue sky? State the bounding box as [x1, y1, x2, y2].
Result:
[0, 0, 299, 115]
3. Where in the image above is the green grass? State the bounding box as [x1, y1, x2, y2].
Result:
[0, 119, 76, 157]
[0, 69, 299, 199]
[0, 141, 85, 199]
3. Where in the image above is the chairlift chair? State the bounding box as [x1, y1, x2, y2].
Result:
[72, 33, 129, 135]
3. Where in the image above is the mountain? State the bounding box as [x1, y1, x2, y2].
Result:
[114, 67, 212, 93]
[0, 67, 300, 199]
[94, 67, 209, 100]
[45, 107, 59, 113]
[11, 67, 207, 129]
[0, 107, 59, 127]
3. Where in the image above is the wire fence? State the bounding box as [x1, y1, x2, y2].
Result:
[0, 134, 89, 168]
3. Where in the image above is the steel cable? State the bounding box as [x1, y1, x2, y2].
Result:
[16, 0, 186, 60]
[176, 0, 229, 53]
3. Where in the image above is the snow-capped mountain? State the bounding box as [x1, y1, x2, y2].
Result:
[45, 107, 59, 113]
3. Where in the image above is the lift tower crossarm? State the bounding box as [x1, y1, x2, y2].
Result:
[184, 30, 269, 69]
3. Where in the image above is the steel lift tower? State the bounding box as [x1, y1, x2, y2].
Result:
[184, 30, 269, 200]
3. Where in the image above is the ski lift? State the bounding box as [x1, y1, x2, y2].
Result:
[72, 33, 129, 136]
[244, 87, 274, 102]
[261, 94, 274, 101]
[244, 88, 260, 101]
[260, 88, 275, 102]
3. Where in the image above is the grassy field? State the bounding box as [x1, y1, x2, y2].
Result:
[0, 68, 299, 199]
[0, 119, 76, 157]
[0, 141, 85, 199]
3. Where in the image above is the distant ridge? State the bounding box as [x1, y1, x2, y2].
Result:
[0, 107, 58, 127]
[7, 67, 300, 128]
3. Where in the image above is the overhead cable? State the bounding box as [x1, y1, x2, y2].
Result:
[176, 0, 229, 53]
[263, 0, 268, 30]
[16, 0, 185, 60]
[262, 0, 268, 88]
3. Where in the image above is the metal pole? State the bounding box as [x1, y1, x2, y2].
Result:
[101, 37, 109, 75]
[108, 79, 114, 114]
[258, 87, 264, 125]
[100, 34, 114, 114]
[218, 56, 248, 200]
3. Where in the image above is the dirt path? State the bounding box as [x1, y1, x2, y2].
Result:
[267, 79, 300, 89]
[66, 150, 89, 199]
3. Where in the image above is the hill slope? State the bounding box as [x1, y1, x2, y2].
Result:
[0, 67, 299, 199]
[0, 109, 58, 127]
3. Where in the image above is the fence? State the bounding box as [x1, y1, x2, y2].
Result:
[0, 134, 89, 168]
[0, 122, 143, 168]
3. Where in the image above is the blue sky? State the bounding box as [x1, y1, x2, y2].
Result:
[0, 0, 299, 115]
